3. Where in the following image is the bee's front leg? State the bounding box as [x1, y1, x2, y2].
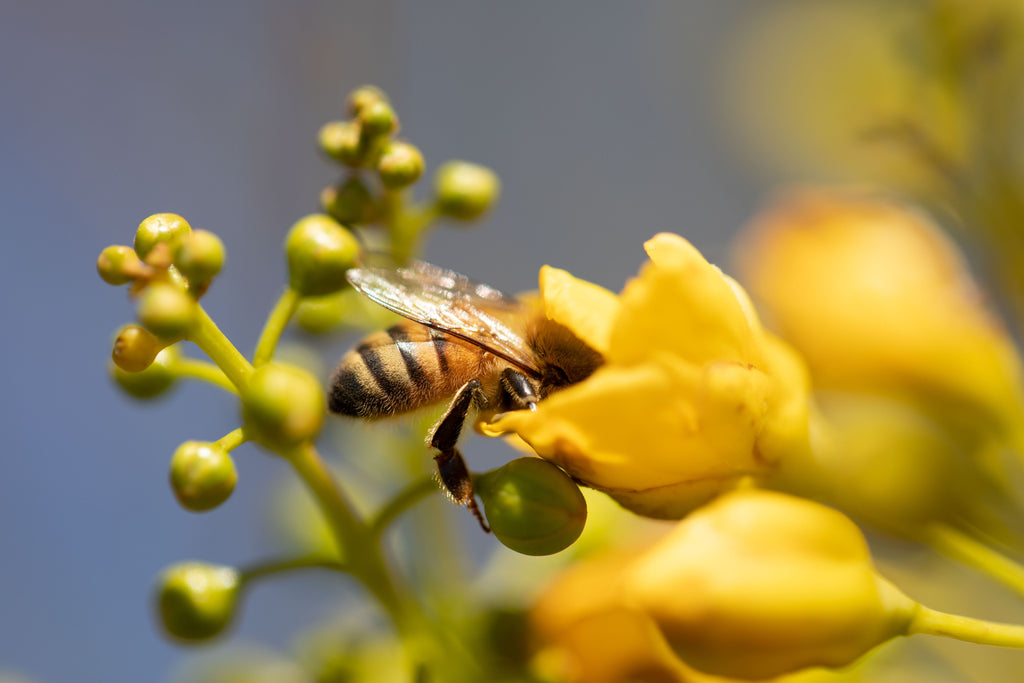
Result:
[428, 379, 490, 532]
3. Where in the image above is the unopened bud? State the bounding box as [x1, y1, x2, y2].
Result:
[169, 441, 237, 512]
[241, 363, 325, 449]
[112, 324, 164, 372]
[155, 562, 239, 642]
[135, 213, 192, 261]
[174, 229, 225, 290]
[97, 245, 143, 285]
[433, 161, 500, 221]
[285, 214, 360, 297]
[137, 282, 197, 340]
[110, 345, 179, 399]
[476, 458, 587, 556]
[321, 177, 377, 225]
[377, 141, 424, 189]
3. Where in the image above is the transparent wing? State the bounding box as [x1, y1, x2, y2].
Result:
[347, 261, 542, 376]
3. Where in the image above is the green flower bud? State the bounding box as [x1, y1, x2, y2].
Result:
[170, 441, 237, 512]
[433, 161, 500, 221]
[295, 291, 347, 334]
[320, 177, 377, 225]
[97, 245, 143, 285]
[241, 363, 325, 449]
[137, 282, 197, 340]
[359, 100, 398, 139]
[476, 457, 587, 556]
[134, 213, 192, 261]
[377, 141, 425, 189]
[285, 214, 360, 297]
[156, 562, 240, 642]
[174, 229, 225, 289]
[346, 84, 388, 116]
[111, 324, 164, 372]
[111, 345, 179, 399]
[318, 120, 366, 167]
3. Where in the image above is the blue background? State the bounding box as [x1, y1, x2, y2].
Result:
[0, 3, 759, 681]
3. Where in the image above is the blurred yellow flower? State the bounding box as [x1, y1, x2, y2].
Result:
[623, 490, 917, 680]
[481, 233, 812, 519]
[734, 189, 1024, 444]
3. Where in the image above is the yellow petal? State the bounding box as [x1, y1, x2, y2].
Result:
[610, 233, 762, 368]
[539, 265, 619, 355]
[736, 190, 1024, 436]
[486, 356, 777, 517]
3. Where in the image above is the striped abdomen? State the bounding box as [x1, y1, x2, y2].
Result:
[328, 322, 500, 418]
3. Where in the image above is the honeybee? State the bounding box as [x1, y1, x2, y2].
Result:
[329, 260, 603, 530]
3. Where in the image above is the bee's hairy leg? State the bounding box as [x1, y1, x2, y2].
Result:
[428, 379, 490, 532]
[500, 367, 539, 410]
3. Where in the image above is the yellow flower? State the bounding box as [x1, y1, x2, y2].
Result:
[622, 490, 917, 680]
[734, 189, 1024, 442]
[482, 233, 812, 519]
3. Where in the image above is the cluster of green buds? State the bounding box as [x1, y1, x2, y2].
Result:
[317, 85, 500, 267]
[97, 87, 587, 668]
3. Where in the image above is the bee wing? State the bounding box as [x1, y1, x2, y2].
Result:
[347, 261, 542, 376]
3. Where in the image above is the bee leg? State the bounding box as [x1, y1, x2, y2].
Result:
[499, 367, 539, 410]
[428, 379, 490, 532]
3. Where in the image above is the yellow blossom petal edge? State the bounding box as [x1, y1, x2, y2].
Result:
[539, 265, 619, 355]
[610, 233, 763, 367]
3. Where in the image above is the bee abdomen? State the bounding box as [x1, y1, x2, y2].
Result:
[329, 324, 469, 418]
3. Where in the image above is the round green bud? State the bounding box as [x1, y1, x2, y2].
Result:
[137, 282, 197, 340]
[97, 245, 143, 285]
[433, 161, 501, 220]
[346, 84, 388, 116]
[241, 363, 325, 449]
[377, 141, 425, 189]
[476, 458, 587, 556]
[169, 441, 237, 512]
[358, 100, 398, 138]
[110, 345, 178, 399]
[318, 120, 366, 167]
[135, 213, 192, 261]
[174, 229, 225, 288]
[285, 214, 360, 297]
[155, 561, 239, 642]
[112, 324, 164, 372]
[321, 177, 377, 225]
[295, 291, 347, 334]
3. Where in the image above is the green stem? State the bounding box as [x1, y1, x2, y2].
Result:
[215, 427, 249, 453]
[384, 190, 439, 265]
[253, 287, 302, 366]
[371, 475, 439, 539]
[240, 555, 350, 583]
[909, 605, 1024, 648]
[187, 304, 253, 388]
[923, 524, 1024, 598]
[283, 443, 409, 626]
[172, 358, 237, 393]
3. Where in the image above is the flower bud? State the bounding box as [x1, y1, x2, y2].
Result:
[169, 441, 237, 512]
[155, 562, 239, 642]
[346, 84, 388, 116]
[433, 161, 500, 220]
[174, 229, 225, 289]
[623, 490, 917, 679]
[320, 177, 377, 225]
[294, 291, 347, 334]
[476, 458, 587, 555]
[110, 345, 179, 399]
[377, 141, 425, 189]
[318, 120, 366, 167]
[285, 214, 360, 297]
[358, 100, 398, 138]
[137, 282, 197, 340]
[241, 363, 325, 449]
[111, 324, 164, 372]
[134, 213, 192, 261]
[97, 245, 143, 285]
